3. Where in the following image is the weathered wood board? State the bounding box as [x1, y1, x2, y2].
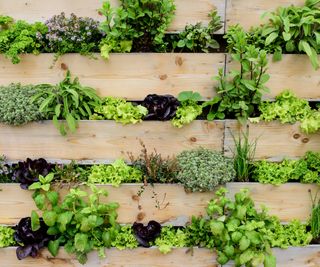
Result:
[226, 54, 320, 100]
[0, 0, 226, 33]
[224, 121, 320, 160]
[0, 120, 224, 162]
[0, 247, 319, 267]
[226, 0, 305, 30]
[0, 183, 317, 225]
[0, 54, 224, 100]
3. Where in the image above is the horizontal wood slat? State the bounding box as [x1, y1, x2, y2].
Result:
[226, 0, 305, 30]
[1, 246, 319, 267]
[0, 120, 224, 162]
[224, 121, 320, 161]
[0, 0, 225, 33]
[226, 54, 320, 100]
[0, 54, 224, 101]
[0, 183, 317, 225]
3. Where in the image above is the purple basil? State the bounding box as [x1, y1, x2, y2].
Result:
[132, 220, 162, 247]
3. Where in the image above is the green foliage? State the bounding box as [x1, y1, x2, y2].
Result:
[29, 179, 120, 264]
[214, 26, 270, 123]
[231, 129, 257, 182]
[91, 96, 147, 124]
[168, 10, 221, 52]
[53, 162, 90, 184]
[253, 151, 320, 185]
[129, 141, 178, 184]
[154, 226, 187, 254]
[0, 83, 48, 125]
[171, 91, 203, 128]
[252, 90, 320, 134]
[248, 0, 320, 69]
[88, 159, 143, 187]
[111, 225, 138, 250]
[0, 226, 16, 248]
[99, 0, 175, 59]
[0, 16, 47, 64]
[32, 71, 101, 135]
[190, 188, 276, 267]
[176, 148, 235, 192]
[186, 217, 215, 249]
[266, 218, 312, 248]
[310, 190, 320, 238]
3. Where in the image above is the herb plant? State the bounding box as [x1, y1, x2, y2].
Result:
[171, 91, 203, 128]
[91, 96, 148, 124]
[53, 161, 89, 184]
[0, 84, 48, 126]
[249, 0, 320, 69]
[0, 16, 47, 64]
[132, 220, 161, 247]
[154, 226, 187, 254]
[194, 188, 277, 267]
[214, 27, 270, 123]
[99, 0, 175, 59]
[0, 226, 16, 248]
[29, 176, 120, 264]
[176, 148, 235, 192]
[88, 159, 143, 187]
[32, 71, 101, 135]
[111, 225, 138, 250]
[167, 10, 221, 52]
[310, 190, 320, 239]
[0, 156, 14, 183]
[40, 13, 102, 59]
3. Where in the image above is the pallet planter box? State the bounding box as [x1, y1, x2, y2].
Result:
[0, 183, 317, 225]
[0, 246, 319, 267]
[0, 0, 226, 33]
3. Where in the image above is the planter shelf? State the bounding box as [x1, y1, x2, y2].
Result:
[0, 183, 317, 226]
[0, 54, 319, 100]
[0, 0, 226, 33]
[0, 120, 319, 162]
[0, 247, 319, 267]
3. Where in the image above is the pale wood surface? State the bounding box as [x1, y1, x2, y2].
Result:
[0, 53, 225, 100]
[226, 0, 305, 30]
[0, 120, 224, 162]
[224, 121, 320, 160]
[1, 247, 319, 267]
[0, 183, 317, 225]
[0, 0, 225, 33]
[226, 54, 320, 100]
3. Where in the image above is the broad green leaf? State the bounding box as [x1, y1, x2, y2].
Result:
[282, 32, 291, 41]
[34, 193, 46, 210]
[239, 236, 251, 251]
[43, 211, 57, 227]
[46, 191, 59, 206]
[66, 113, 77, 133]
[74, 233, 88, 252]
[48, 240, 60, 257]
[28, 182, 42, 190]
[31, 210, 40, 231]
[265, 32, 278, 46]
[264, 254, 276, 267]
[239, 249, 255, 265]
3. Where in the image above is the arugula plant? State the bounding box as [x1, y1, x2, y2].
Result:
[0, 16, 47, 64]
[29, 176, 120, 264]
[214, 27, 270, 123]
[32, 71, 101, 135]
[99, 0, 175, 59]
[171, 91, 203, 128]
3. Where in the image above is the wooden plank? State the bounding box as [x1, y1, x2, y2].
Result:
[0, 247, 319, 267]
[0, 53, 224, 101]
[226, 54, 320, 100]
[0, 183, 317, 225]
[0, 0, 226, 33]
[224, 121, 320, 160]
[0, 120, 224, 162]
[226, 0, 305, 30]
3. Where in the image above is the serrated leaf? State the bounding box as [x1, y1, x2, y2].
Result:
[43, 210, 57, 226]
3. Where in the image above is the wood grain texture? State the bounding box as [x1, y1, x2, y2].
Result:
[0, 0, 226, 33]
[226, 0, 305, 30]
[226, 54, 320, 100]
[0, 53, 224, 100]
[0, 120, 224, 162]
[224, 121, 320, 160]
[0, 183, 317, 225]
[1, 247, 319, 267]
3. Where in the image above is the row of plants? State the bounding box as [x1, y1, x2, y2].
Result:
[0, 0, 222, 64]
[0, 0, 319, 66]
[1, 140, 319, 190]
[0, 183, 318, 267]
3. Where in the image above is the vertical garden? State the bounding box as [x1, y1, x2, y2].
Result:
[0, 0, 319, 266]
